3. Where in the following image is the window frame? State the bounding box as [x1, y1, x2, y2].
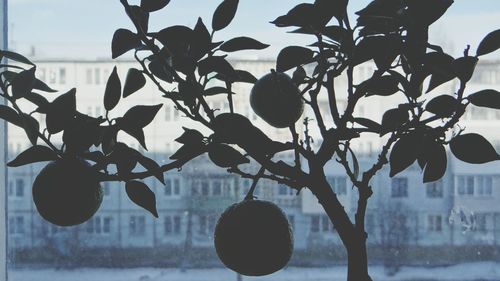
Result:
[1, 1, 8, 280]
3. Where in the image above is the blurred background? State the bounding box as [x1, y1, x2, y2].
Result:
[4, 0, 500, 280]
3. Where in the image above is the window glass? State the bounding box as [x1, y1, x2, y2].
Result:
[5, 1, 500, 280]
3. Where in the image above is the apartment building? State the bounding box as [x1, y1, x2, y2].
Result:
[5, 58, 500, 255]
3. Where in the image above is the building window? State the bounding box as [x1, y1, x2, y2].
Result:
[475, 213, 487, 232]
[191, 180, 200, 196]
[456, 175, 492, 196]
[457, 176, 474, 196]
[164, 216, 173, 235]
[130, 215, 146, 236]
[327, 176, 347, 195]
[87, 216, 111, 234]
[311, 215, 320, 233]
[103, 217, 112, 233]
[49, 69, 56, 84]
[201, 180, 210, 196]
[15, 178, 24, 197]
[321, 215, 335, 232]
[173, 178, 180, 195]
[86, 68, 93, 84]
[165, 179, 172, 196]
[199, 215, 207, 235]
[59, 68, 66, 84]
[173, 108, 180, 121]
[426, 180, 443, 198]
[95, 68, 101, 85]
[391, 177, 408, 198]
[212, 180, 222, 196]
[428, 215, 442, 232]
[278, 184, 294, 196]
[476, 176, 493, 196]
[9, 216, 25, 235]
[222, 180, 232, 196]
[174, 216, 181, 234]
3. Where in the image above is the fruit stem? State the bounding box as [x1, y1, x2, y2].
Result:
[244, 166, 266, 200]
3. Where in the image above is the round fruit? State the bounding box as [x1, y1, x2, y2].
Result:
[32, 157, 103, 226]
[214, 199, 294, 276]
[250, 71, 304, 128]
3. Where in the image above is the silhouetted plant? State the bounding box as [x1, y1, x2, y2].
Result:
[2, 0, 500, 280]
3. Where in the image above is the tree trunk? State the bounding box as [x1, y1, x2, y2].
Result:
[347, 234, 372, 281]
[309, 165, 373, 281]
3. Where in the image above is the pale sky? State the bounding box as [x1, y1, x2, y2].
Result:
[9, 0, 500, 60]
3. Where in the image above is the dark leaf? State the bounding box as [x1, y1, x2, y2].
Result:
[426, 95, 457, 117]
[204, 86, 235, 96]
[271, 3, 322, 28]
[351, 36, 400, 68]
[111, 29, 142, 59]
[63, 114, 103, 153]
[390, 134, 419, 177]
[212, 0, 239, 31]
[148, 58, 174, 83]
[33, 78, 57, 93]
[450, 133, 499, 164]
[422, 141, 447, 183]
[129, 5, 150, 33]
[81, 151, 106, 164]
[452, 56, 478, 83]
[198, 56, 236, 80]
[380, 108, 409, 135]
[122, 126, 148, 150]
[104, 66, 121, 111]
[468, 89, 500, 109]
[424, 52, 455, 92]
[101, 126, 118, 155]
[314, 0, 348, 22]
[322, 25, 349, 43]
[137, 154, 165, 184]
[353, 117, 381, 133]
[292, 66, 307, 85]
[123, 68, 146, 98]
[140, 0, 170, 12]
[175, 127, 204, 146]
[208, 143, 249, 168]
[219, 37, 269, 52]
[476, 29, 500, 57]
[234, 70, 257, 83]
[0, 105, 21, 126]
[7, 145, 58, 167]
[122, 104, 163, 129]
[108, 142, 138, 175]
[11, 68, 36, 99]
[170, 143, 204, 160]
[0, 50, 34, 65]
[20, 114, 40, 145]
[190, 18, 212, 60]
[154, 25, 192, 56]
[363, 75, 400, 97]
[46, 88, 77, 134]
[125, 180, 159, 218]
[276, 46, 314, 72]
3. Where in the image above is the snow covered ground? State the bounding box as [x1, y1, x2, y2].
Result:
[8, 262, 500, 281]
